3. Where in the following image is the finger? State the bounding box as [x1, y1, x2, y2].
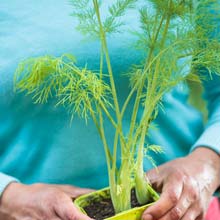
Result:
[53, 184, 94, 198]
[54, 195, 94, 220]
[142, 172, 184, 220]
[146, 168, 162, 191]
[181, 205, 202, 220]
[157, 176, 199, 220]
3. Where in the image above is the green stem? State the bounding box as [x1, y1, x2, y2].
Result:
[139, 13, 171, 141]
[135, 13, 172, 204]
[99, 46, 104, 79]
[97, 107, 113, 174]
[98, 100, 117, 128]
[135, 15, 171, 151]
[92, 1, 126, 214]
[112, 160, 133, 213]
[93, 2, 127, 205]
[126, 13, 166, 153]
[93, 0, 121, 121]
[121, 41, 177, 120]
[88, 103, 113, 171]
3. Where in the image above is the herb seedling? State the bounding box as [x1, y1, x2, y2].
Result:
[15, 0, 220, 214]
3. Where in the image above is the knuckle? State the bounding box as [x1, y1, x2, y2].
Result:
[46, 189, 57, 201]
[168, 190, 179, 206]
[183, 213, 195, 220]
[188, 187, 199, 201]
[187, 216, 194, 220]
[188, 178, 199, 200]
[183, 176, 199, 202]
[57, 192, 69, 204]
[170, 207, 182, 220]
[66, 212, 77, 220]
[44, 189, 61, 209]
[173, 169, 184, 180]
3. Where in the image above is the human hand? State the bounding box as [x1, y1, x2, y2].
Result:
[0, 182, 94, 220]
[142, 147, 220, 220]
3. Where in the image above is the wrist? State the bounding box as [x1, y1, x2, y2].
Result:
[190, 146, 220, 161]
[0, 182, 24, 207]
[190, 146, 220, 191]
[190, 146, 220, 168]
[0, 173, 20, 197]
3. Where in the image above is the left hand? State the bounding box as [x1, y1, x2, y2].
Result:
[0, 183, 94, 220]
[142, 147, 220, 220]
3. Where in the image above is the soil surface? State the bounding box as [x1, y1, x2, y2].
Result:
[83, 189, 147, 220]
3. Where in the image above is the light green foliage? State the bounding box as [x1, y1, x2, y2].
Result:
[15, 54, 111, 121]
[103, 0, 137, 33]
[70, 0, 138, 36]
[15, 0, 220, 214]
[148, 0, 193, 17]
[69, 0, 99, 37]
[144, 145, 164, 170]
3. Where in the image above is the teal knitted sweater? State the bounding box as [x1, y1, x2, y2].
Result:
[0, 0, 220, 194]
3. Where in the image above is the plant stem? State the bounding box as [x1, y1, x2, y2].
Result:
[93, 0, 121, 121]
[97, 107, 113, 176]
[126, 12, 165, 154]
[120, 40, 176, 120]
[135, 12, 172, 204]
[87, 103, 113, 170]
[60, 61, 118, 129]
[93, 0, 133, 212]
[99, 46, 104, 79]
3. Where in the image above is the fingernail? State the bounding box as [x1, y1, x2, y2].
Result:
[142, 214, 153, 220]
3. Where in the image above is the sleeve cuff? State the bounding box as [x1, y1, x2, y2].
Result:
[191, 123, 220, 154]
[0, 173, 20, 196]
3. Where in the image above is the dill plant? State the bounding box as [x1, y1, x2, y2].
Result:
[14, 0, 220, 215]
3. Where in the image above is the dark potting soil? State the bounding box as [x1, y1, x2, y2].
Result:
[83, 189, 148, 220]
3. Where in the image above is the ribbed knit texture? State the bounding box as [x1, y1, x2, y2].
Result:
[192, 123, 220, 154]
[0, 1, 219, 195]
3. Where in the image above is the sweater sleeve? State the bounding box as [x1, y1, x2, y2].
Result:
[0, 173, 20, 197]
[191, 75, 220, 154]
[191, 78, 220, 197]
[191, 1, 220, 154]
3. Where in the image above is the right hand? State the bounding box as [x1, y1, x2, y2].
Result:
[0, 182, 94, 220]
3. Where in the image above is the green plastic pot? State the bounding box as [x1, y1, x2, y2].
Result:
[74, 186, 159, 220]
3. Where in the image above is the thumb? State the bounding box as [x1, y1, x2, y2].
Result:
[146, 167, 165, 194]
[142, 173, 183, 220]
[146, 168, 160, 185]
[53, 184, 94, 198]
[54, 195, 94, 220]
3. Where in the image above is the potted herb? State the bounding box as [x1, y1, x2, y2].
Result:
[14, 0, 220, 219]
